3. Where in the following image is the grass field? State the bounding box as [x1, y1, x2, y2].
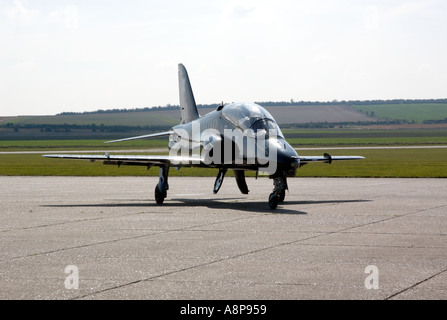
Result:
[2, 128, 447, 150]
[1, 147, 446, 178]
[288, 136, 447, 146]
[296, 148, 447, 178]
[0, 139, 167, 151]
[1, 127, 446, 178]
[351, 103, 447, 122]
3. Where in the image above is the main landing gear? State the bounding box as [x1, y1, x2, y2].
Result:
[268, 176, 288, 209]
[155, 163, 169, 205]
[153, 163, 287, 209]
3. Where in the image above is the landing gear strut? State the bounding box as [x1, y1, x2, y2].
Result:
[155, 163, 169, 205]
[213, 168, 227, 194]
[268, 176, 288, 209]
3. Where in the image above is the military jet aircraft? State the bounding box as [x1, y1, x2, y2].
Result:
[44, 64, 364, 209]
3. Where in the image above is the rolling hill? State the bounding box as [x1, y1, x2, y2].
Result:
[2, 104, 376, 127]
[2, 100, 447, 140]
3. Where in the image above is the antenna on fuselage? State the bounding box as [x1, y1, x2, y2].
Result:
[217, 101, 225, 111]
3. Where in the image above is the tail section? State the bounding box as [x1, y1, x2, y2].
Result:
[178, 63, 200, 124]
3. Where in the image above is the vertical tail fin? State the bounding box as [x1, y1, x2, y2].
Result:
[178, 63, 200, 124]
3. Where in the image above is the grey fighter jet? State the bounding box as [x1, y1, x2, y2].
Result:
[44, 64, 364, 209]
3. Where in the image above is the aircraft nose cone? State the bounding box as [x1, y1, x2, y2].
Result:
[262, 138, 299, 176]
[275, 144, 299, 172]
[291, 157, 300, 170]
[278, 154, 299, 171]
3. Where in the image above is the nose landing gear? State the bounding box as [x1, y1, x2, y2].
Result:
[268, 176, 288, 209]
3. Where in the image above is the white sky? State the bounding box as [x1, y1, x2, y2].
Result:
[1, 0, 446, 116]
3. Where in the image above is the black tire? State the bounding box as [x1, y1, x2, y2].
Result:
[279, 189, 286, 202]
[155, 186, 166, 205]
[268, 193, 279, 209]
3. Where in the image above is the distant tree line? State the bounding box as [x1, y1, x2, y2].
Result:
[59, 105, 179, 115]
[1, 122, 171, 133]
[281, 119, 434, 129]
[57, 99, 447, 115]
[257, 98, 447, 107]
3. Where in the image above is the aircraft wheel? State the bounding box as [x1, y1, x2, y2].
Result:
[268, 193, 279, 209]
[155, 186, 166, 205]
[279, 189, 286, 202]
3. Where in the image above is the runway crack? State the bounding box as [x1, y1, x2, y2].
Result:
[71, 202, 447, 299]
[0, 214, 258, 263]
[385, 266, 447, 300]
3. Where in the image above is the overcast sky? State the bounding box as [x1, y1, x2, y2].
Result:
[1, 0, 446, 116]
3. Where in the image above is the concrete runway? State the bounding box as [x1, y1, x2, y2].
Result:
[1, 176, 446, 300]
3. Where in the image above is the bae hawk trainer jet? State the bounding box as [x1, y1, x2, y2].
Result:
[44, 64, 364, 209]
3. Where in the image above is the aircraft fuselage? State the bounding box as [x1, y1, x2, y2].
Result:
[168, 102, 299, 177]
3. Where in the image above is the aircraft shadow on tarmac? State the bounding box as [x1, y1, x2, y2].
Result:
[42, 198, 370, 215]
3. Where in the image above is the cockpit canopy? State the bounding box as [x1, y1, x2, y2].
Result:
[221, 102, 284, 138]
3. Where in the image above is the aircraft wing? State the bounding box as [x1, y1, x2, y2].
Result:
[298, 153, 364, 165]
[44, 151, 364, 169]
[43, 153, 203, 167]
[104, 131, 172, 143]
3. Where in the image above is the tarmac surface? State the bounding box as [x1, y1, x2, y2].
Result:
[1, 176, 446, 300]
